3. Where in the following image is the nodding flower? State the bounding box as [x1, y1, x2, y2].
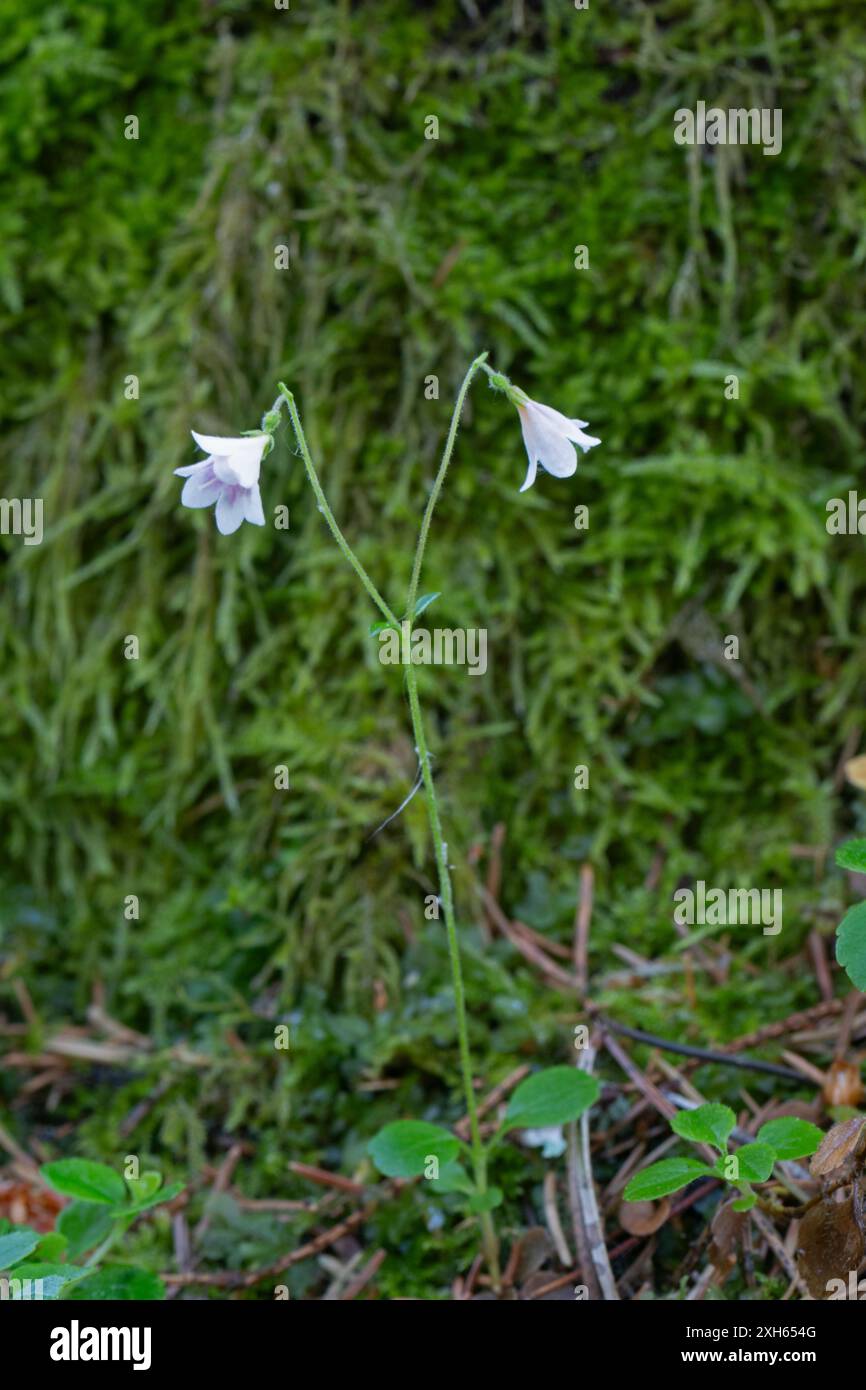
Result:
[513, 396, 600, 493]
[175, 431, 268, 534]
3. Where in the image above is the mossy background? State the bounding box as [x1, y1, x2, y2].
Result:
[2, 0, 866, 1296]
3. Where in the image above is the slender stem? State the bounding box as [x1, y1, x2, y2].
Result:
[404, 661, 500, 1287]
[279, 385, 399, 628]
[405, 352, 488, 617]
[83, 1219, 126, 1268]
[282, 373, 500, 1288]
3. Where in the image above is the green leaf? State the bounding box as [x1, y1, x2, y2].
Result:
[413, 592, 441, 618]
[66, 1266, 165, 1301]
[671, 1103, 736, 1153]
[11, 1262, 84, 1294]
[2, 1265, 74, 1300]
[756, 1117, 824, 1161]
[725, 1142, 776, 1184]
[7, 1276, 67, 1300]
[836, 902, 866, 991]
[125, 1171, 162, 1204]
[33, 1233, 67, 1263]
[0, 1228, 40, 1269]
[369, 620, 396, 636]
[368, 1121, 460, 1179]
[624, 1158, 714, 1202]
[732, 1192, 758, 1213]
[41, 1158, 126, 1206]
[427, 1161, 474, 1196]
[57, 1201, 115, 1260]
[124, 1180, 183, 1216]
[502, 1067, 599, 1132]
[468, 1187, 503, 1214]
[836, 839, 866, 873]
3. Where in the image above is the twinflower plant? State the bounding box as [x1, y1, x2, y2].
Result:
[176, 355, 601, 1288]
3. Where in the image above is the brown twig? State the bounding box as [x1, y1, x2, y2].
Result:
[573, 863, 594, 994]
[288, 1162, 366, 1196]
[543, 1170, 573, 1267]
[163, 1201, 378, 1288]
[480, 887, 579, 990]
[341, 1248, 386, 1300]
[455, 1063, 530, 1141]
[750, 1207, 810, 1298]
[482, 822, 506, 942]
[807, 930, 834, 1004]
[719, 1001, 843, 1054]
[194, 1142, 245, 1245]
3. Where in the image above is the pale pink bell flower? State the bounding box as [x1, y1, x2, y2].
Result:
[175, 431, 267, 534]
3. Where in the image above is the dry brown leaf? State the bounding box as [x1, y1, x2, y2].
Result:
[810, 1116, 866, 1177]
[709, 1198, 747, 1274]
[0, 1179, 65, 1233]
[512, 1226, 554, 1284]
[797, 1194, 864, 1299]
[618, 1197, 670, 1236]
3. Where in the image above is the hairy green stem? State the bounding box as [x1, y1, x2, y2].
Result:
[405, 352, 488, 617]
[405, 661, 500, 1287]
[278, 385, 398, 628]
[282, 367, 500, 1288]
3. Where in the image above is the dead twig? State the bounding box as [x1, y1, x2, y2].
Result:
[341, 1248, 386, 1300]
[573, 863, 594, 994]
[455, 1064, 530, 1141]
[163, 1201, 379, 1289]
[567, 1042, 619, 1300]
[543, 1170, 573, 1267]
[288, 1162, 366, 1197]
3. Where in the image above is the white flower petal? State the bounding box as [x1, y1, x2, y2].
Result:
[181, 468, 221, 509]
[174, 459, 212, 479]
[528, 400, 576, 436]
[514, 395, 600, 489]
[571, 427, 601, 452]
[519, 456, 539, 493]
[530, 400, 599, 449]
[190, 431, 267, 489]
[243, 484, 265, 526]
[215, 486, 247, 535]
[213, 455, 241, 486]
[525, 404, 577, 479]
[518, 408, 542, 491]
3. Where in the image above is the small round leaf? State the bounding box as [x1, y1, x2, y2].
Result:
[368, 1121, 460, 1178]
[624, 1158, 714, 1202]
[41, 1159, 126, 1206]
[503, 1067, 599, 1132]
